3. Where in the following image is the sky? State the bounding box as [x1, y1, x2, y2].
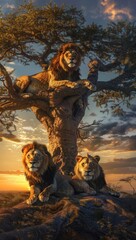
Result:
[0, 0, 136, 192]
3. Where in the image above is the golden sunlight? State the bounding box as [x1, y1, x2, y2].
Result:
[106, 173, 136, 193]
[0, 174, 29, 191]
[0, 173, 136, 193]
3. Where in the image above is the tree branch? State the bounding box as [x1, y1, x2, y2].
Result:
[0, 96, 50, 113]
[99, 60, 120, 72]
[0, 63, 17, 97]
[49, 80, 94, 107]
[97, 76, 136, 94]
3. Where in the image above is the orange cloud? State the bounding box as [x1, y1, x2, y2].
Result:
[101, 0, 133, 20]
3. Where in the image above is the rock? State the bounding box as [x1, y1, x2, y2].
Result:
[0, 194, 135, 240]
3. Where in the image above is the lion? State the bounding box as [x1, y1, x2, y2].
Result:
[71, 154, 120, 197]
[14, 43, 95, 98]
[22, 141, 74, 205]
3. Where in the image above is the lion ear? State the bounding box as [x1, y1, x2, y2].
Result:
[94, 155, 100, 162]
[22, 144, 28, 153]
[87, 153, 93, 158]
[40, 144, 49, 155]
[76, 155, 83, 162]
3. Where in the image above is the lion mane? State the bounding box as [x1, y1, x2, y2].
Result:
[22, 141, 55, 183]
[49, 42, 82, 81]
[71, 154, 120, 197]
[22, 141, 57, 204]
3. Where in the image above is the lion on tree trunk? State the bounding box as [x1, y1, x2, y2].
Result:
[14, 42, 95, 106]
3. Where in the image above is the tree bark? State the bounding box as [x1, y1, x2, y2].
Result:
[32, 94, 87, 174]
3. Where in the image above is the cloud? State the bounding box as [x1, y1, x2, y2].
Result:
[80, 133, 136, 153]
[0, 66, 14, 77]
[22, 127, 35, 132]
[0, 133, 21, 143]
[92, 122, 118, 136]
[91, 121, 136, 137]
[7, 61, 15, 65]
[89, 112, 97, 117]
[101, 0, 133, 21]
[101, 157, 136, 174]
[2, 3, 16, 11]
[78, 118, 136, 155]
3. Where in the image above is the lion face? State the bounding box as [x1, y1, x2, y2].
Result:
[50, 43, 83, 77]
[59, 48, 81, 71]
[25, 148, 48, 173]
[74, 155, 101, 181]
[22, 142, 51, 176]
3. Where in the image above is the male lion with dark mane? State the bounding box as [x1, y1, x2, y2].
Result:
[22, 141, 74, 205]
[14, 43, 94, 101]
[71, 154, 120, 197]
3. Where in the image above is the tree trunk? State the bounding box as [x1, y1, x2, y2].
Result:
[32, 95, 86, 174]
[48, 115, 78, 174]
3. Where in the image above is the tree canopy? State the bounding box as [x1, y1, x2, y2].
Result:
[0, 2, 136, 131]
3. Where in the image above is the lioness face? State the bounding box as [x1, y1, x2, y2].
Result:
[76, 156, 100, 181]
[60, 48, 81, 71]
[25, 148, 49, 173]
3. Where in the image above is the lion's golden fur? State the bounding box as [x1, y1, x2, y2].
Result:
[71, 155, 120, 197]
[73, 155, 101, 181]
[14, 43, 83, 93]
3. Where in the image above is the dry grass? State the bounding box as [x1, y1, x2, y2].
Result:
[0, 191, 29, 208]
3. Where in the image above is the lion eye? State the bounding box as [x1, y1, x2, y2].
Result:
[27, 154, 30, 159]
[82, 162, 85, 166]
[73, 52, 77, 56]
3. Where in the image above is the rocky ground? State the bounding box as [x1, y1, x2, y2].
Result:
[0, 192, 136, 240]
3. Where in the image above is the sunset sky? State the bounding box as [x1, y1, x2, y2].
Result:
[0, 0, 136, 193]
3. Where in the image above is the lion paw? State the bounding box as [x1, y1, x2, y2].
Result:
[90, 190, 97, 195]
[83, 80, 96, 91]
[109, 191, 120, 198]
[26, 196, 38, 205]
[68, 82, 78, 88]
[87, 188, 96, 195]
[39, 193, 49, 202]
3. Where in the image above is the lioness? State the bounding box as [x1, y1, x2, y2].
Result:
[71, 154, 120, 197]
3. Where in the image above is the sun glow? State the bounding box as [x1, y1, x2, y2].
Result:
[0, 174, 29, 191]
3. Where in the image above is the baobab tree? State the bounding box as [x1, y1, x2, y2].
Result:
[0, 3, 136, 174]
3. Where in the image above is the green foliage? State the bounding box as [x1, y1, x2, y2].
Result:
[100, 21, 136, 69]
[94, 90, 135, 115]
[0, 2, 136, 115]
[0, 3, 136, 69]
[0, 3, 100, 65]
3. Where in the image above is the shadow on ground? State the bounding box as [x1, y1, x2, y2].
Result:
[0, 192, 136, 240]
